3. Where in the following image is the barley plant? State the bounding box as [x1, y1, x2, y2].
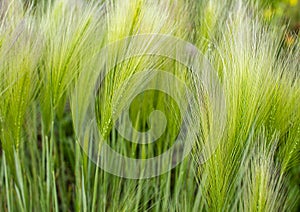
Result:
[0, 0, 299, 211]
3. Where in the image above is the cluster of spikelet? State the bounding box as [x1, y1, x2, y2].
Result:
[0, 0, 299, 211]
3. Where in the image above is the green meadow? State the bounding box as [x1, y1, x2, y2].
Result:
[0, 0, 299, 211]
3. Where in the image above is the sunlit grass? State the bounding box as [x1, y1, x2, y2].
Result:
[0, 0, 299, 211]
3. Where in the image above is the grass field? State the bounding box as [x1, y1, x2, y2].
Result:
[0, 0, 299, 211]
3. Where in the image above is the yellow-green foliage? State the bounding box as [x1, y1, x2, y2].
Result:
[0, 0, 299, 211]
